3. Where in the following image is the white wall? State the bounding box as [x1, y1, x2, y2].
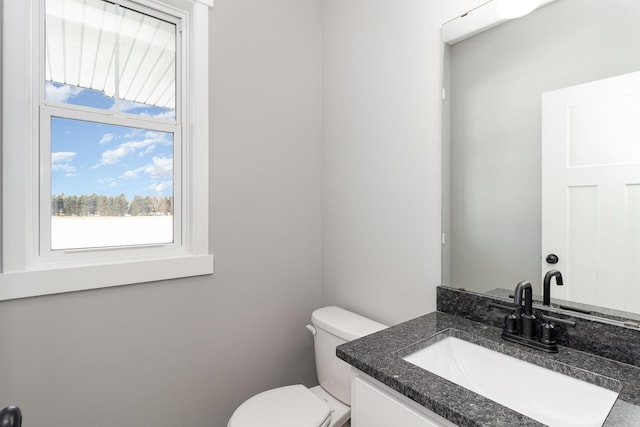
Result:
[0, 0, 321, 426]
[321, 0, 485, 326]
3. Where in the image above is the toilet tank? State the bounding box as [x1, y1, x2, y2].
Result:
[310, 306, 387, 406]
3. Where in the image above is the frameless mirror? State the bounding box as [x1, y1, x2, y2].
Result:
[442, 0, 640, 322]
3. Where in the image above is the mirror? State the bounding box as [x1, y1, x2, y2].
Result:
[442, 0, 640, 322]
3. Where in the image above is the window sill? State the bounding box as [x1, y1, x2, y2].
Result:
[0, 254, 214, 300]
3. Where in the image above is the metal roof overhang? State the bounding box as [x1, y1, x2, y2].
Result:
[45, 0, 176, 110]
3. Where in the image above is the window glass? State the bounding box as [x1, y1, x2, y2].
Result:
[44, 0, 178, 251]
[45, 0, 176, 119]
[45, 82, 115, 110]
[50, 117, 174, 250]
[45, 0, 118, 109]
[118, 6, 177, 116]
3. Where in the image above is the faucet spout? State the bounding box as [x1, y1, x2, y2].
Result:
[513, 280, 536, 338]
[543, 270, 564, 306]
[513, 280, 533, 315]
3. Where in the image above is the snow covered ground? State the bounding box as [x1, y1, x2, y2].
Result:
[51, 216, 173, 250]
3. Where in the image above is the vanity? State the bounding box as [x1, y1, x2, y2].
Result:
[350, 369, 455, 427]
[337, 288, 640, 426]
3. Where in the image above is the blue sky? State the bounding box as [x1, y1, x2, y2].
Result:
[48, 82, 175, 200]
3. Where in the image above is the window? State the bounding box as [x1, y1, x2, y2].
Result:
[2, 0, 214, 300]
[44, 0, 179, 251]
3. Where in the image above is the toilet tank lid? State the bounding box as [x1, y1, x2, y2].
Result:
[311, 306, 387, 341]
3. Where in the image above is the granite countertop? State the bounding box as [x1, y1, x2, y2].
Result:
[337, 311, 640, 426]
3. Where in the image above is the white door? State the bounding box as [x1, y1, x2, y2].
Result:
[541, 71, 640, 313]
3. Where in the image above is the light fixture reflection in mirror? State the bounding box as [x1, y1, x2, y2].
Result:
[495, 0, 541, 19]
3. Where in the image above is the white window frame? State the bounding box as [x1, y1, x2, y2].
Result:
[1, 0, 214, 300]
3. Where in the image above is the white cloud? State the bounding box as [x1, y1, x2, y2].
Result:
[140, 145, 156, 156]
[118, 100, 147, 112]
[98, 177, 118, 188]
[52, 152, 77, 163]
[144, 157, 173, 177]
[46, 82, 84, 103]
[142, 131, 172, 145]
[120, 170, 138, 179]
[51, 151, 78, 176]
[120, 156, 173, 181]
[124, 129, 144, 139]
[96, 146, 129, 166]
[52, 163, 76, 174]
[149, 180, 172, 195]
[98, 133, 115, 145]
[120, 156, 173, 195]
[94, 132, 172, 167]
[140, 110, 176, 121]
[114, 100, 176, 121]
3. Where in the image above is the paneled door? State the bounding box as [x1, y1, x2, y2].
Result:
[541, 71, 640, 312]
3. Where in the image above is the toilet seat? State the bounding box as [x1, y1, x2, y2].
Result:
[228, 384, 331, 427]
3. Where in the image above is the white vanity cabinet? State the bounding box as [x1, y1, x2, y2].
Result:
[350, 370, 457, 427]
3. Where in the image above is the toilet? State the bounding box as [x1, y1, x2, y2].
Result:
[227, 306, 387, 427]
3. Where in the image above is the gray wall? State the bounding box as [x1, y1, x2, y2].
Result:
[446, 0, 640, 295]
[0, 0, 321, 425]
[0, 0, 513, 424]
[321, 0, 484, 326]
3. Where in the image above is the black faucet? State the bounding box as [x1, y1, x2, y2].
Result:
[543, 270, 563, 306]
[513, 280, 536, 339]
[489, 280, 576, 353]
[0, 406, 21, 427]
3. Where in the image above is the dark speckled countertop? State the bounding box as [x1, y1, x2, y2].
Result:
[337, 311, 640, 426]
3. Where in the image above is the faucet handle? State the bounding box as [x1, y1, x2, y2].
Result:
[488, 302, 517, 311]
[489, 302, 520, 334]
[538, 313, 576, 327]
[538, 313, 575, 346]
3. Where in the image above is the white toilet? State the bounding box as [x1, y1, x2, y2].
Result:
[227, 306, 387, 427]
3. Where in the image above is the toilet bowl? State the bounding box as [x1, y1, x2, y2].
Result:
[227, 384, 349, 427]
[227, 306, 386, 427]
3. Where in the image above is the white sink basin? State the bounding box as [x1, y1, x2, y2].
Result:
[403, 336, 618, 427]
